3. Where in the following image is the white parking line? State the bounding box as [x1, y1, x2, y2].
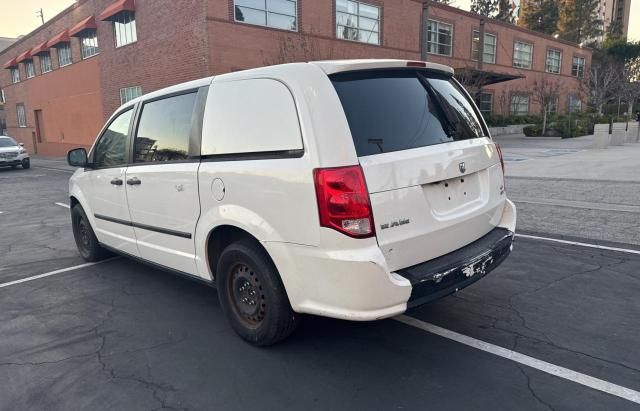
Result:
[55, 202, 71, 209]
[395, 315, 640, 405]
[0, 259, 115, 289]
[515, 233, 640, 255]
[33, 166, 74, 173]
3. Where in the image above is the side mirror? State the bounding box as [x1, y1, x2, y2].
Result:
[19, 143, 24, 147]
[67, 148, 89, 168]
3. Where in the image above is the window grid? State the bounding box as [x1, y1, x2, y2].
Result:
[547, 97, 558, 114]
[569, 95, 582, 112]
[546, 49, 562, 74]
[81, 32, 100, 59]
[11, 68, 20, 83]
[25, 61, 35, 78]
[572, 57, 585, 78]
[58, 43, 72, 67]
[120, 86, 142, 105]
[510, 95, 529, 116]
[472, 31, 496, 64]
[336, 0, 381, 45]
[234, 0, 298, 32]
[477, 92, 493, 116]
[513, 41, 533, 69]
[40, 53, 52, 73]
[426, 19, 453, 56]
[114, 11, 138, 48]
[17, 104, 26, 128]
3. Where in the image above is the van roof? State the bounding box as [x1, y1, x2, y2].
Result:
[309, 59, 454, 76]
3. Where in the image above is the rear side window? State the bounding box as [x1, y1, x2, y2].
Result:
[202, 78, 303, 156]
[93, 109, 133, 168]
[330, 69, 486, 157]
[134, 92, 198, 163]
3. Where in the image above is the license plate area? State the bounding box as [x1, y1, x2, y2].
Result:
[423, 172, 482, 214]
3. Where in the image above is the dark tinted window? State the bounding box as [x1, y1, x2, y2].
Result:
[134, 92, 197, 163]
[331, 69, 486, 157]
[93, 109, 133, 168]
[0, 137, 17, 147]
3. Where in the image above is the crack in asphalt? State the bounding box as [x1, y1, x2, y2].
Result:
[517, 365, 557, 411]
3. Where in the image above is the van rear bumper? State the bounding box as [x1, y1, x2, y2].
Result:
[397, 227, 514, 309]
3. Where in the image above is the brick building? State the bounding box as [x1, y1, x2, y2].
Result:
[0, 0, 590, 156]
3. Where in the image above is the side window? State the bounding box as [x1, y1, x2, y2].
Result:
[93, 109, 133, 168]
[202, 79, 303, 155]
[133, 92, 198, 163]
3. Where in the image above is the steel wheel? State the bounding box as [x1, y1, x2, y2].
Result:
[227, 263, 267, 328]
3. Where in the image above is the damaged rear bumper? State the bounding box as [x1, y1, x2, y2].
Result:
[398, 227, 514, 309]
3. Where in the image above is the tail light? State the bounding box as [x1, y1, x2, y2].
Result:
[495, 143, 505, 174]
[313, 165, 375, 239]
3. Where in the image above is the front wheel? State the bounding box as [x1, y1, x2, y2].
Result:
[71, 204, 111, 262]
[216, 239, 299, 346]
[21, 159, 30, 169]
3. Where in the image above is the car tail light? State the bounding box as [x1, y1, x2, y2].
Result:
[313, 165, 375, 239]
[495, 143, 505, 174]
[407, 61, 427, 68]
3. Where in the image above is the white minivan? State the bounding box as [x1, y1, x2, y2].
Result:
[67, 59, 516, 345]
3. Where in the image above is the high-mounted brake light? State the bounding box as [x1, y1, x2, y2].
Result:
[407, 61, 427, 68]
[313, 166, 375, 239]
[495, 143, 505, 174]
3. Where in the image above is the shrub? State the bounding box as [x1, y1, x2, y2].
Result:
[523, 125, 542, 137]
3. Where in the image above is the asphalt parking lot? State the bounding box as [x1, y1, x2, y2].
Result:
[1, 154, 639, 411]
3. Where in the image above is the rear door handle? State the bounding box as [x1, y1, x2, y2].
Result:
[110, 178, 123, 186]
[127, 177, 141, 186]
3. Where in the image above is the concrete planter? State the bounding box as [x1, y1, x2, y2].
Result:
[611, 123, 626, 146]
[626, 122, 639, 143]
[592, 124, 610, 149]
[488, 124, 534, 137]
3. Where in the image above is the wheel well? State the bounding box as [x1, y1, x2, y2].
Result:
[207, 226, 267, 282]
[69, 196, 79, 209]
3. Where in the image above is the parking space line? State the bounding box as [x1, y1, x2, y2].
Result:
[515, 234, 640, 255]
[33, 166, 75, 173]
[395, 315, 640, 405]
[0, 259, 115, 290]
[55, 202, 71, 209]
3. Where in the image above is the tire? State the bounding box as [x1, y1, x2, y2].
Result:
[21, 159, 30, 169]
[216, 239, 299, 346]
[71, 204, 111, 262]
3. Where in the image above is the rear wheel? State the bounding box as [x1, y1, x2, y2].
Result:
[71, 204, 111, 262]
[216, 239, 299, 346]
[21, 159, 30, 169]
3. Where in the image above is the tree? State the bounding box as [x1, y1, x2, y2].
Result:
[470, 0, 498, 17]
[616, 58, 640, 118]
[557, 0, 602, 44]
[519, 0, 559, 35]
[531, 75, 565, 135]
[583, 54, 621, 114]
[495, 0, 515, 23]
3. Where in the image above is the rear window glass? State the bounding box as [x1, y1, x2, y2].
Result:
[330, 69, 487, 157]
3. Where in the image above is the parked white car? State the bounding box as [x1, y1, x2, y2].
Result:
[67, 59, 516, 345]
[0, 135, 30, 169]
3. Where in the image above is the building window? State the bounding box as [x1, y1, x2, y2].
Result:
[0, 89, 5, 104]
[546, 49, 562, 74]
[114, 11, 137, 47]
[426, 20, 453, 56]
[572, 56, 585, 78]
[120, 86, 142, 105]
[81, 31, 100, 59]
[234, 0, 298, 32]
[472, 31, 496, 64]
[510, 95, 529, 116]
[569, 95, 582, 112]
[477, 92, 493, 116]
[17, 104, 26, 128]
[25, 61, 35, 78]
[58, 43, 72, 67]
[336, 0, 381, 45]
[547, 97, 558, 114]
[40, 53, 52, 73]
[513, 41, 533, 69]
[10, 68, 20, 83]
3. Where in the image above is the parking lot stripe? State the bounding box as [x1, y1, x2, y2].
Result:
[0, 259, 115, 290]
[33, 166, 74, 173]
[515, 234, 640, 255]
[55, 202, 71, 209]
[395, 315, 640, 405]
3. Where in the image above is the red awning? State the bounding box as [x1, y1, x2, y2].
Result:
[46, 30, 71, 48]
[69, 16, 98, 37]
[3, 58, 17, 69]
[99, 0, 135, 21]
[31, 41, 49, 56]
[15, 50, 32, 63]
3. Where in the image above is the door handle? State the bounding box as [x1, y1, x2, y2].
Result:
[110, 178, 123, 186]
[127, 177, 141, 186]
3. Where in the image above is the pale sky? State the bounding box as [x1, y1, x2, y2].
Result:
[1, 0, 638, 41]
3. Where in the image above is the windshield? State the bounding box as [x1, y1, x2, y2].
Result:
[330, 69, 487, 157]
[0, 137, 17, 148]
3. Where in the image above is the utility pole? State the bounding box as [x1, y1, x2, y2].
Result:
[36, 8, 44, 25]
[421, 1, 429, 61]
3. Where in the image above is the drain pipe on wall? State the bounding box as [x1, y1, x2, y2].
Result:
[421, 1, 429, 61]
